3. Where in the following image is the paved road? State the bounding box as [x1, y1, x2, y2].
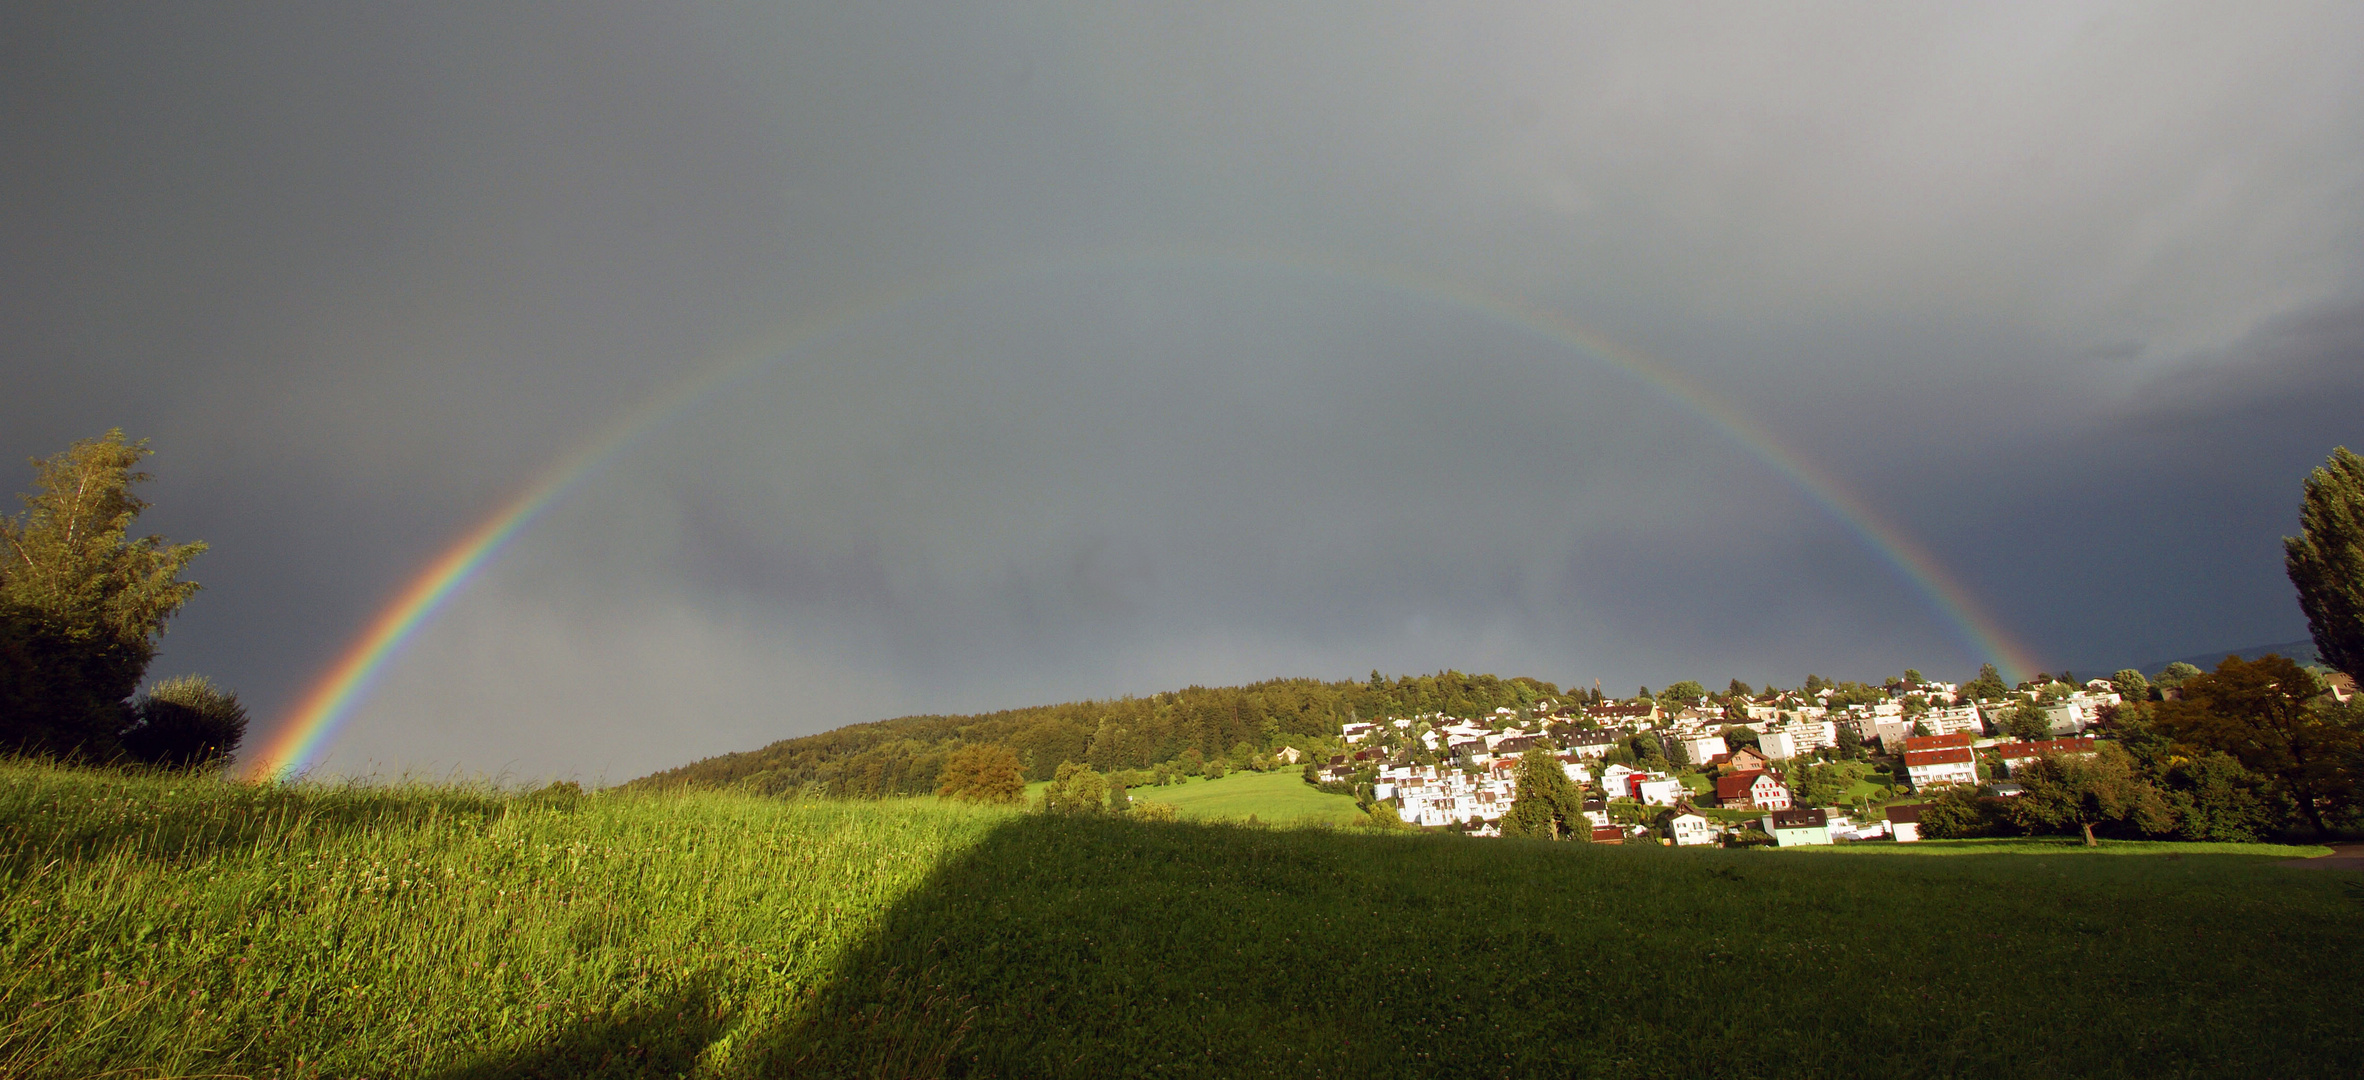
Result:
[2279, 842, 2364, 870]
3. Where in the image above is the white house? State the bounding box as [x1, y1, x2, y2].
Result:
[1666, 813, 1715, 846]
[1634, 777, 1687, 807]
[1885, 803, 1925, 843]
[1763, 808, 1833, 846]
[1679, 734, 1729, 763]
[1758, 731, 1798, 761]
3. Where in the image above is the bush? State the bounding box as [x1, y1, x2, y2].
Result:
[119, 675, 245, 768]
[1036, 762, 1107, 814]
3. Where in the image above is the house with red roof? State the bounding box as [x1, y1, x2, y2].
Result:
[1904, 733, 1979, 789]
[1714, 769, 1791, 811]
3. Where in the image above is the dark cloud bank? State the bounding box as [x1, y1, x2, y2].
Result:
[3, 3, 2360, 779]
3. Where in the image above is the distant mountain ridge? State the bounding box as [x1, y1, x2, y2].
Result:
[2065, 638, 2319, 681]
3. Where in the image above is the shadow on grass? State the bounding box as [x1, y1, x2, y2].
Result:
[427, 982, 731, 1080]
[724, 814, 2364, 1079]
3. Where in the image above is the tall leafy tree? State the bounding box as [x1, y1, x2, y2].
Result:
[1, 431, 205, 758]
[2154, 654, 2356, 834]
[1658, 680, 1707, 705]
[1501, 750, 1589, 841]
[2110, 669, 2151, 703]
[1999, 744, 2173, 846]
[2154, 662, 2203, 693]
[2001, 701, 2053, 741]
[2286, 446, 2364, 676]
[936, 744, 1026, 803]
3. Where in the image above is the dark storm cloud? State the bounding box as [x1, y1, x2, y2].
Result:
[4, 3, 2362, 778]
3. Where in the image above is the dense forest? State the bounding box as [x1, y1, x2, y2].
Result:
[625, 671, 1566, 798]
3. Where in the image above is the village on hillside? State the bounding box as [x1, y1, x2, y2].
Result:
[1309, 671, 2200, 846]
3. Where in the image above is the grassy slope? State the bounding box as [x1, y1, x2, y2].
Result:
[3, 759, 2360, 1079]
[1022, 769, 1365, 826]
[1127, 769, 1363, 825]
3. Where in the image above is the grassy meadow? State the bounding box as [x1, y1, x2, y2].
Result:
[3, 758, 2360, 1079]
[1022, 767, 1366, 826]
[1125, 768, 1364, 825]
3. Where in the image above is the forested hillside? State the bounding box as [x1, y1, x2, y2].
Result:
[626, 671, 1566, 797]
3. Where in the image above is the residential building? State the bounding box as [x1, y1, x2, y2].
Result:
[1777, 719, 1839, 753]
[1679, 734, 1729, 763]
[1904, 732, 1979, 789]
[1634, 776, 1687, 807]
[1587, 701, 1662, 725]
[1759, 731, 1798, 761]
[1763, 808, 1832, 847]
[1562, 731, 1621, 759]
[1885, 803, 1925, 843]
[1714, 769, 1791, 811]
[1920, 706, 1985, 738]
[1666, 812, 1715, 847]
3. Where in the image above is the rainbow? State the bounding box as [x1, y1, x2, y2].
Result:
[243, 245, 2043, 780]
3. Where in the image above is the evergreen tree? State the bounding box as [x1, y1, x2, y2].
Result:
[2286, 447, 2364, 676]
[1961, 663, 2008, 702]
[1, 431, 206, 759]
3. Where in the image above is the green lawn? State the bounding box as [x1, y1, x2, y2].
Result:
[4, 757, 2360, 1078]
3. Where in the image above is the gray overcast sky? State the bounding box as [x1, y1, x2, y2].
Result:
[5, 2, 2360, 780]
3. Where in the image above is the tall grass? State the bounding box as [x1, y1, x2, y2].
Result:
[2, 757, 2358, 1078]
[0, 758, 1014, 1077]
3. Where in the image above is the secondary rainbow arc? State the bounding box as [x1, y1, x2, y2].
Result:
[244, 245, 2043, 781]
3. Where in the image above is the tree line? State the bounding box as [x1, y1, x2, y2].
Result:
[624, 670, 1566, 798]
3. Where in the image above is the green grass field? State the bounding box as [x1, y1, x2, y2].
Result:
[1125, 768, 1364, 825]
[4, 757, 2360, 1078]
